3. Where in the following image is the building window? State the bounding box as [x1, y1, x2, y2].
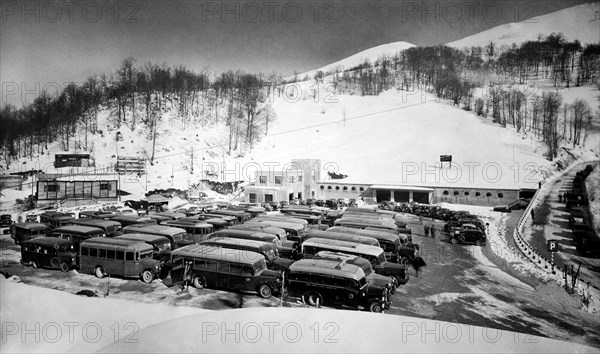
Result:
[298, 175, 302, 182]
[46, 183, 59, 192]
[464, 191, 470, 196]
[289, 176, 296, 183]
[475, 192, 481, 197]
[335, 186, 340, 190]
[453, 191, 459, 196]
[259, 176, 267, 184]
[327, 186, 332, 190]
[359, 187, 364, 192]
[320, 185, 325, 190]
[100, 182, 111, 191]
[443, 190, 449, 195]
[343, 186, 348, 191]
[497, 193, 504, 198]
[486, 192, 492, 197]
[275, 176, 282, 185]
[351, 187, 356, 191]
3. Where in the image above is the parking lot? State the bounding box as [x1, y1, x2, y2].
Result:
[2, 207, 599, 348]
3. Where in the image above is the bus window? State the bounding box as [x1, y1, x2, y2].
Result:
[126, 252, 134, 261]
[116, 251, 124, 260]
[107, 250, 115, 259]
[99, 249, 106, 258]
[242, 265, 253, 276]
[90, 248, 97, 257]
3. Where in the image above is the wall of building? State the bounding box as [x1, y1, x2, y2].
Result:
[431, 187, 520, 206]
[315, 182, 371, 200]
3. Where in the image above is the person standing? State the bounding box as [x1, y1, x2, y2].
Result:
[424, 223, 430, 237]
[430, 224, 436, 238]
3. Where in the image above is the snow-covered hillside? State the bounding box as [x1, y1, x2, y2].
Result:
[288, 41, 415, 81]
[448, 2, 600, 49]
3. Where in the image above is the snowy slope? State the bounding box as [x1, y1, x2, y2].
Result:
[448, 2, 600, 49]
[288, 41, 415, 81]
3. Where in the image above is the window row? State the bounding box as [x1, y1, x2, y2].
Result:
[319, 185, 365, 192]
[442, 190, 505, 198]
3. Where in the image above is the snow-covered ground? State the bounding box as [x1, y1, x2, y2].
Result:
[447, 2, 600, 49]
[2, 277, 598, 353]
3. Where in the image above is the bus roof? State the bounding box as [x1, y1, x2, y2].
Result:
[201, 237, 273, 249]
[305, 230, 380, 246]
[289, 258, 366, 281]
[13, 223, 49, 231]
[22, 237, 73, 247]
[123, 224, 187, 235]
[302, 238, 384, 257]
[209, 229, 277, 241]
[247, 220, 303, 231]
[163, 220, 212, 228]
[115, 233, 171, 243]
[51, 225, 106, 234]
[80, 237, 154, 252]
[334, 218, 398, 230]
[326, 227, 403, 242]
[171, 244, 266, 264]
[70, 219, 121, 227]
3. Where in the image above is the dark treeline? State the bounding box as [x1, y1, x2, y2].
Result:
[289, 32, 599, 161]
[0, 58, 280, 167]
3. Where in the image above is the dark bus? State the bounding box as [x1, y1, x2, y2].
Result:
[40, 212, 75, 229]
[162, 220, 214, 243]
[169, 244, 282, 298]
[122, 224, 192, 249]
[20, 237, 77, 272]
[110, 215, 158, 227]
[11, 223, 49, 245]
[70, 219, 123, 237]
[79, 237, 162, 283]
[49, 225, 107, 251]
[301, 229, 380, 247]
[207, 229, 295, 259]
[193, 213, 236, 227]
[314, 251, 396, 294]
[200, 237, 294, 271]
[301, 238, 409, 285]
[286, 258, 390, 312]
[209, 209, 249, 224]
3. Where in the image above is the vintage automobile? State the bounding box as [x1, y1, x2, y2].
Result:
[447, 226, 486, 246]
[0, 214, 13, 228]
[20, 238, 78, 272]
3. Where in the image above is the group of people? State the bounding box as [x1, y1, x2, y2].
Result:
[423, 223, 436, 237]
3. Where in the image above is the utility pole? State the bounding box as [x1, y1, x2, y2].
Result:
[190, 148, 194, 174]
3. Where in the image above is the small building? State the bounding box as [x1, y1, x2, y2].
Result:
[54, 154, 91, 168]
[142, 194, 171, 212]
[37, 180, 118, 207]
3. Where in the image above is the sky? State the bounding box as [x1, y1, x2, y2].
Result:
[0, 0, 593, 107]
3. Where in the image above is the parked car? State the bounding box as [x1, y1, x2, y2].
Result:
[1, 214, 13, 228]
[447, 227, 486, 246]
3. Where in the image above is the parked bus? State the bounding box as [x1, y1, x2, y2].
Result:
[193, 213, 236, 227]
[20, 238, 77, 272]
[115, 233, 172, 258]
[227, 205, 266, 218]
[110, 215, 158, 227]
[301, 229, 380, 247]
[148, 211, 186, 221]
[49, 225, 107, 251]
[79, 237, 161, 283]
[206, 229, 295, 258]
[252, 215, 309, 233]
[162, 220, 214, 243]
[246, 220, 305, 241]
[40, 212, 75, 229]
[169, 244, 282, 298]
[123, 224, 192, 249]
[70, 219, 123, 237]
[301, 238, 409, 285]
[314, 251, 396, 293]
[333, 218, 398, 234]
[11, 223, 49, 245]
[200, 237, 294, 271]
[286, 258, 390, 312]
[229, 224, 287, 241]
[208, 210, 249, 224]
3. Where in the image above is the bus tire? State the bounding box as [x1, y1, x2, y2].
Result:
[258, 284, 272, 299]
[141, 270, 154, 284]
[50, 257, 61, 268]
[192, 276, 204, 289]
[95, 266, 105, 278]
[369, 301, 383, 313]
[59, 263, 69, 272]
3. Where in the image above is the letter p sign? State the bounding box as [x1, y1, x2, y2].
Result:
[547, 240, 559, 252]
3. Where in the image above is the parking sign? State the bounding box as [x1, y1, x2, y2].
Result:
[547, 240, 559, 252]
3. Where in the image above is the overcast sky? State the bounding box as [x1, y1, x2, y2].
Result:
[0, 0, 592, 107]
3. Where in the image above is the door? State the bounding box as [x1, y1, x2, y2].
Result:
[413, 192, 430, 204]
[249, 193, 257, 203]
[264, 194, 273, 203]
[394, 191, 409, 202]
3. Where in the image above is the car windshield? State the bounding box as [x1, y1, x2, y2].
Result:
[140, 251, 153, 259]
[265, 249, 277, 262]
[375, 252, 386, 265]
[172, 232, 185, 241]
